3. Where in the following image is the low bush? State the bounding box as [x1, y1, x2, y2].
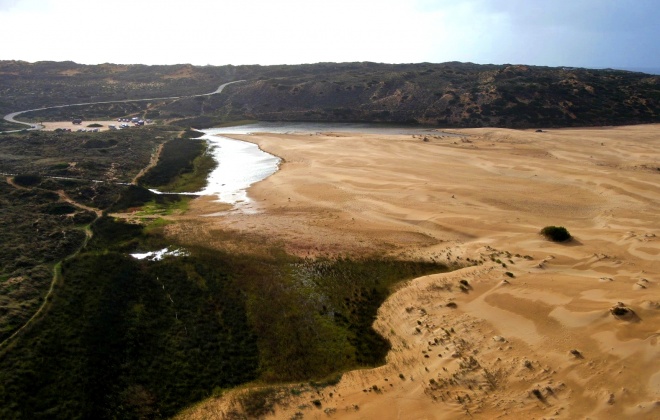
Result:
[540, 226, 572, 242]
[41, 202, 77, 215]
[13, 174, 42, 187]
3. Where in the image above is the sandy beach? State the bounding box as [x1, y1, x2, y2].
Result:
[175, 125, 660, 419]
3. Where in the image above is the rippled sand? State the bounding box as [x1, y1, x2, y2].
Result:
[175, 125, 660, 420]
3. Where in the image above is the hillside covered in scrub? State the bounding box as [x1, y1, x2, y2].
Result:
[1, 60, 658, 129]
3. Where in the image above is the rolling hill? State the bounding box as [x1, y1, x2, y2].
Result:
[2, 60, 658, 128]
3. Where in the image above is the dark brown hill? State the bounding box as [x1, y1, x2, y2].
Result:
[2, 61, 658, 128]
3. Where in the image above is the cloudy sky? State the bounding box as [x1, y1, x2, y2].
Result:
[1, 0, 658, 72]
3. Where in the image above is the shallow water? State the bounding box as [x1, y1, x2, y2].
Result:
[196, 131, 280, 206]
[203, 121, 460, 136]
[130, 247, 189, 261]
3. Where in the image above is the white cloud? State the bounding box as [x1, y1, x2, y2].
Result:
[0, 0, 658, 68]
[0, 0, 20, 11]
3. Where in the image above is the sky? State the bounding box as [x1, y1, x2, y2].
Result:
[0, 0, 659, 72]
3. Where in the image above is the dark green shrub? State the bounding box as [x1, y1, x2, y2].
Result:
[540, 226, 572, 242]
[83, 138, 118, 148]
[42, 202, 77, 215]
[13, 174, 42, 187]
[72, 210, 97, 225]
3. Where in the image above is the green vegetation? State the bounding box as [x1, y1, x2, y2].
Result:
[0, 210, 448, 419]
[109, 185, 188, 214]
[540, 226, 572, 242]
[86, 123, 103, 127]
[0, 250, 260, 419]
[182, 127, 205, 139]
[233, 387, 287, 418]
[0, 127, 182, 344]
[0, 120, 26, 132]
[0, 127, 179, 182]
[249, 257, 447, 381]
[0, 181, 90, 342]
[12, 174, 42, 187]
[2, 61, 657, 129]
[139, 138, 216, 193]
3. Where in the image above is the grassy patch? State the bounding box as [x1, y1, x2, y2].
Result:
[109, 184, 187, 213]
[139, 138, 216, 193]
[165, 152, 216, 193]
[249, 257, 449, 381]
[143, 217, 174, 234]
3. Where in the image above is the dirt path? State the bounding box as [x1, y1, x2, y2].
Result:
[0, 180, 101, 352]
[56, 189, 103, 217]
[1, 139, 176, 350]
[132, 142, 165, 185]
[5, 176, 27, 190]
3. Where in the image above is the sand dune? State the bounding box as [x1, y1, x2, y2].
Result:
[174, 125, 660, 419]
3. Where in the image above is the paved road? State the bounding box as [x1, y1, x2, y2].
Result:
[1, 80, 245, 133]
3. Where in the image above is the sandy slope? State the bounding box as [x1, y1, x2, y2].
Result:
[174, 125, 660, 419]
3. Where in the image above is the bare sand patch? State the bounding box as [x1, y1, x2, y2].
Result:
[175, 125, 660, 419]
[41, 120, 119, 131]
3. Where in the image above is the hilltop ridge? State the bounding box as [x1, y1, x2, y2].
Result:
[2, 61, 658, 129]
